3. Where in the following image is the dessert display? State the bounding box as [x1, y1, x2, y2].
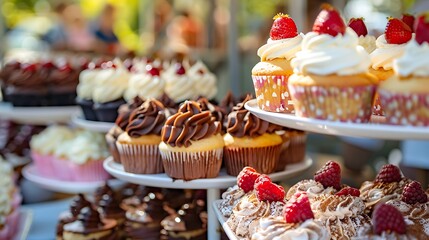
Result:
[30, 126, 110, 181]
[252, 13, 303, 113]
[288, 4, 377, 123]
[379, 13, 429, 126]
[223, 96, 282, 176]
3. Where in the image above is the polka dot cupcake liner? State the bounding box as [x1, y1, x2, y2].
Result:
[252, 75, 294, 113]
[379, 89, 429, 126]
[288, 84, 376, 123]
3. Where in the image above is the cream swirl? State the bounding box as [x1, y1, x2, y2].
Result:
[188, 61, 217, 99]
[59, 131, 109, 164]
[311, 195, 365, 221]
[92, 65, 129, 103]
[163, 65, 195, 103]
[386, 199, 429, 237]
[77, 68, 101, 100]
[358, 35, 376, 53]
[257, 34, 304, 61]
[291, 28, 370, 76]
[0, 158, 13, 225]
[251, 217, 330, 240]
[370, 34, 412, 70]
[124, 72, 165, 101]
[219, 185, 247, 217]
[286, 180, 336, 200]
[354, 225, 418, 240]
[30, 126, 75, 155]
[394, 41, 429, 77]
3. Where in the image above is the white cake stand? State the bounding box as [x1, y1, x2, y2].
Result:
[71, 115, 115, 133]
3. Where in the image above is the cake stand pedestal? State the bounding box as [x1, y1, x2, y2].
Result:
[104, 156, 313, 240]
[71, 115, 114, 133]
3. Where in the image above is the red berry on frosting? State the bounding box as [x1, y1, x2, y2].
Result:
[59, 64, 72, 72]
[372, 204, 406, 235]
[22, 63, 38, 72]
[374, 164, 402, 183]
[237, 167, 260, 193]
[401, 13, 415, 32]
[314, 161, 341, 190]
[41, 61, 55, 69]
[415, 13, 429, 45]
[348, 18, 368, 36]
[336, 187, 360, 197]
[269, 13, 298, 40]
[385, 17, 412, 44]
[284, 192, 314, 224]
[312, 4, 346, 37]
[401, 180, 428, 204]
[254, 175, 285, 202]
[146, 65, 160, 76]
[175, 63, 186, 75]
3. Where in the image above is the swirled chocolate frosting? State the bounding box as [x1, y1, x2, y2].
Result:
[126, 99, 170, 137]
[70, 194, 92, 218]
[94, 183, 114, 205]
[226, 96, 280, 138]
[78, 206, 103, 229]
[157, 93, 178, 113]
[115, 97, 144, 131]
[98, 193, 123, 216]
[197, 97, 224, 123]
[161, 101, 221, 147]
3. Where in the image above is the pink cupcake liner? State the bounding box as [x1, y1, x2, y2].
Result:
[12, 190, 22, 210]
[116, 142, 163, 174]
[0, 209, 20, 239]
[51, 157, 74, 181]
[379, 90, 429, 126]
[30, 152, 55, 178]
[252, 75, 294, 113]
[288, 84, 376, 123]
[63, 159, 111, 182]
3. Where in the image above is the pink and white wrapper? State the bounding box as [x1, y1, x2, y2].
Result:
[52, 157, 111, 182]
[252, 75, 294, 113]
[379, 89, 429, 126]
[116, 143, 163, 174]
[30, 152, 55, 178]
[288, 84, 376, 123]
[0, 209, 20, 240]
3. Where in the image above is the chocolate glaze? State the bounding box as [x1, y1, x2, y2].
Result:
[70, 194, 92, 218]
[126, 99, 170, 137]
[78, 206, 103, 229]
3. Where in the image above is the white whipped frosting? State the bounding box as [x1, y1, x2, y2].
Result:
[77, 69, 101, 100]
[394, 41, 429, 77]
[311, 195, 365, 221]
[64, 131, 109, 164]
[257, 33, 304, 61]
[291, 28, 370, 76]
[188, 61, 217, 99]
[124, 72, 165, 101]
[92, 64, 129, 103]
[370, 34, 412, 70]
[358, 35, 376, 53]
[163, 65, 194, 103]
[252, 217, 330, 240]
[30, 126, 75, 155]
[286, 180, 336, 199]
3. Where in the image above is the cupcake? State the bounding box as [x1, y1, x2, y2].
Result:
[223, 96, 282, 176]
[48, 62, 80, 106]
[56, 194, 92, 240]
[123, 64, 165, 101]
[116, 99, 170, 174]
[276, 128, 306, 171]
[97, 192, 125, 238]
[359, 164, 411, 214]
[379, 14, 429, 126]
[252, 13, 303, 113]
[188, 61, 217, 100]
[76, 64, 102, 121]
[62, 206, 117, 240]
[159, 101, 224, 180]
[348, 18, 376, 53]
[289, 5, 377, 122]
[120, 186, 162, 212]
[164, 63, 195, 103]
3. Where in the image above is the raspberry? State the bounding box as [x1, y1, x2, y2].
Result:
[284, 192, 314, 223]
[374, 164, 402, 183]
[401, 181, 428, 204]
[385, 17, 412, 44]
[254, 175, 285, 202]
[336, 187, 360, 197]
[237, 167, 260, 193]
[372, 204, 406, 235]
[312, 4, 346, 37]
[314, 161, 341, 190]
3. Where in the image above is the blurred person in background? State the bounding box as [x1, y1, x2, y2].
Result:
[92, 4, 121, 55]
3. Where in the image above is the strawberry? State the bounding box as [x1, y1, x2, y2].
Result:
[269, 13, 298, 40]
[175, 63, 186, 75]
[312, 4, 346, 36]
[385, 17, 412, 44]
[254, 175, 285, 202]
[372, 204, 406, 235]
[284, 192, 314, 223]
[401, 181, 428, 204]
[146, 65, 160, 76]
[374, 164, 402, 183]
[314, 161, 341, 190]
[237, 167, 260, 193]
[415, 13, 429, 45]
[336, 187, 360, 197]
[401, 13, 415, 32]
[348, 18, 368, 36]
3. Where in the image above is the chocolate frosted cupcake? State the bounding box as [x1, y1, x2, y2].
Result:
[157, 93, 178, 114]
[121, 186, 163, 211]
[159, 101, 224, 180]
[116, 99, 170, 174]
[124, 192, 169, 240]
[161, 203, 207, 240]
[56, 194, 92, 240]
[277, 129, 307, 170]
[63, 206, 117, 240]
[223, 96, 282, 176]
[197, 97, 225, 133]
[48, 63, 79, 106]
[94, 183, 114, 205]
[97, 193, 125, 238]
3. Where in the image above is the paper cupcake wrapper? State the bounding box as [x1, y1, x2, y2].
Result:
[372, 93, 385, 116]
[30, 152, 55, 178]
[51, 157, 74, 181]
[51, 157, 111, 182]
[288, 84, 376, 123]
[379, 89, 429, 126]
[277, 134, 307, 170]
[159, 148, 223, 180]
[252, 75, 294, 113]
[116, 142, 163, 174]
[224, 144, 281, 176]
[106, 135, 121, 164]
[0, 209, 20, 239]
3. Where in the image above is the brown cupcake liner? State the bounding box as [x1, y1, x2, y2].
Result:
[116, 143, 164, 174]
[279, 134, 307, 165]
[159, 148, 223, 180]
[106, 134, 121, 163]
[224, 144, 281, 176]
